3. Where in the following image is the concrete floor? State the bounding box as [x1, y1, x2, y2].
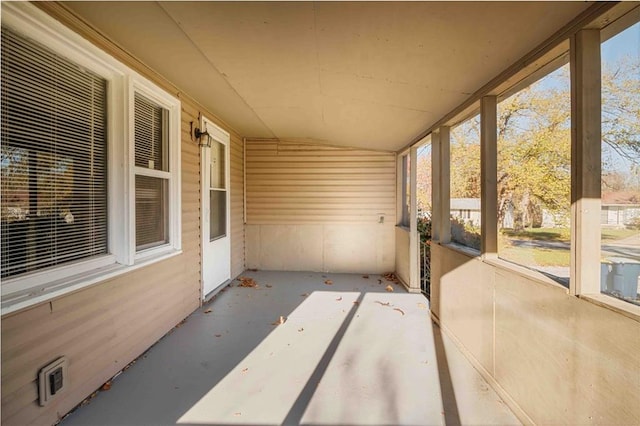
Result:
[61, 271, 520, 426]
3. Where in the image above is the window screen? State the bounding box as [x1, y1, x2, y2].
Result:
[1, 27, 108, 279]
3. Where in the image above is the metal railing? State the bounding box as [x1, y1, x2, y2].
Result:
[420, 240, 431, 299]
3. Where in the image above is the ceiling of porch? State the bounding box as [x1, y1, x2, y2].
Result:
[63, 1, 590, 152]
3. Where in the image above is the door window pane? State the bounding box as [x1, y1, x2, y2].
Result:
[210, 190, 226, 241]
[210, 140, 225, 190]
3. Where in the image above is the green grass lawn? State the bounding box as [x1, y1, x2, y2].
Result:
[498, 226, 638, 267]
[500, 227, 570, 242]
[501, 227, 637, 243]
[601, 228, 637, 242]
[499, 227, 570, 267]
[499, 246, 570, 267]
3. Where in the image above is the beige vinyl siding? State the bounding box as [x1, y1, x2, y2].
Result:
[245, 140, 396, 273]
[1, 109, 200, 426]
[1, 4, 245, 425]
[230, 135, 245, 278]
[246, 140, 396, 224]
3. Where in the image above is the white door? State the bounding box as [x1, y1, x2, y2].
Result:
[200, 116, 231, 298]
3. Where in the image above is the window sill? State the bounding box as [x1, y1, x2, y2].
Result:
[579, 293, 640, 323]
[1, 249, 182, 317]
[440, 242, 481, 259]
[482, 256, 570, 293]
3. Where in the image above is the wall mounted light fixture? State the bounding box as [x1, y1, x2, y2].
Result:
[190, 121, 212, 147]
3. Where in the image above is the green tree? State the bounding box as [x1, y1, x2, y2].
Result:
[416, 57, 640, 232]
[497, 67, 571, 230]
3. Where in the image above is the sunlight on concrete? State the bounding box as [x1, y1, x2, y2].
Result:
[61, 271, 519, 426]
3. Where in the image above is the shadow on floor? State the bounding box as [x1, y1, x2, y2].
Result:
[431, 321, 461, 426]
[62, 272, 425, 426]
[61, 271, 517, 426]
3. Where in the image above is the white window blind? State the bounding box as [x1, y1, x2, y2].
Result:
[1, 27, 108, 279]
[134, 93, 169, 251]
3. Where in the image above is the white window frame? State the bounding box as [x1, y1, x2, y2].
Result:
[1, 2, 181, 315]
[398, 152, 410, 228]
[129, 79, 182, 262]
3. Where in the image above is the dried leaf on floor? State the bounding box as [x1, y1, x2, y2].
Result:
[266, 284, 273, 288]
[80, 391, 98, 407]
[353, 301, 360, 305]
[393, 308, 405, 316]
[336, 296, 342, 301]
[375, 301, 391, 306]
[385, 284, 394, 292]
[382, 272, 400, 283]
[272, 315, 287, 325]
[204, 309, 212, 314]
[237, 276, 258, 288]
[234, 412, 242, 416]
[101, 381, 112, 391]
[300, 293, 309, 297]
[362, 274, 369, 279]
[241, 368, 249, 373]
[324, 279, 333, 285]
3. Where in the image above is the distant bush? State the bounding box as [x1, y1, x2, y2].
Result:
[451, 217, 481, 250]
[417, 216, 432, 244]
[626, 216, 640, 230]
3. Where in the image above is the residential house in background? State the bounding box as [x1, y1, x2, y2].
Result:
[602, 191, 640, 227]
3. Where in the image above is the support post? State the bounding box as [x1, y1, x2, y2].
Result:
[571, 29, 601, 295]
[431, 130, 441, 242]
[396, 153, 404, 226]
[409, 145, 420, 290]
[481, 96, 498, 256]
[440, 126, 451, 244]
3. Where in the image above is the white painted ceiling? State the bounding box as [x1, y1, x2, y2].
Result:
[63, 1, 590, 151]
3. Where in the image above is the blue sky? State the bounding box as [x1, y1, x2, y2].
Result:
[602, 22, 640, 64]
[602, 22, 640, 174]
[417, 22, 640, 164]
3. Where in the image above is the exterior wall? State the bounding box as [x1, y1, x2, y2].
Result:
[601, 205, 640, 227]
[431, 243, 640, 425]
[395, 227, 410, 285]
[245, 140, 395, 274]
[230, 136, 245, 278]
[1, 4, 244, 425]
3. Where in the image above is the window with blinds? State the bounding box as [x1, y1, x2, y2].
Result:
[134, 93, 170, 251]
[1, 27, 108, 279]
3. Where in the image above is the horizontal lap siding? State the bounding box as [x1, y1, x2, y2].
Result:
[1, 4, 245, 425]
[246, 141, 396, 225]
[230, 135, 245, 278]
[1, 101, 202, 426]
